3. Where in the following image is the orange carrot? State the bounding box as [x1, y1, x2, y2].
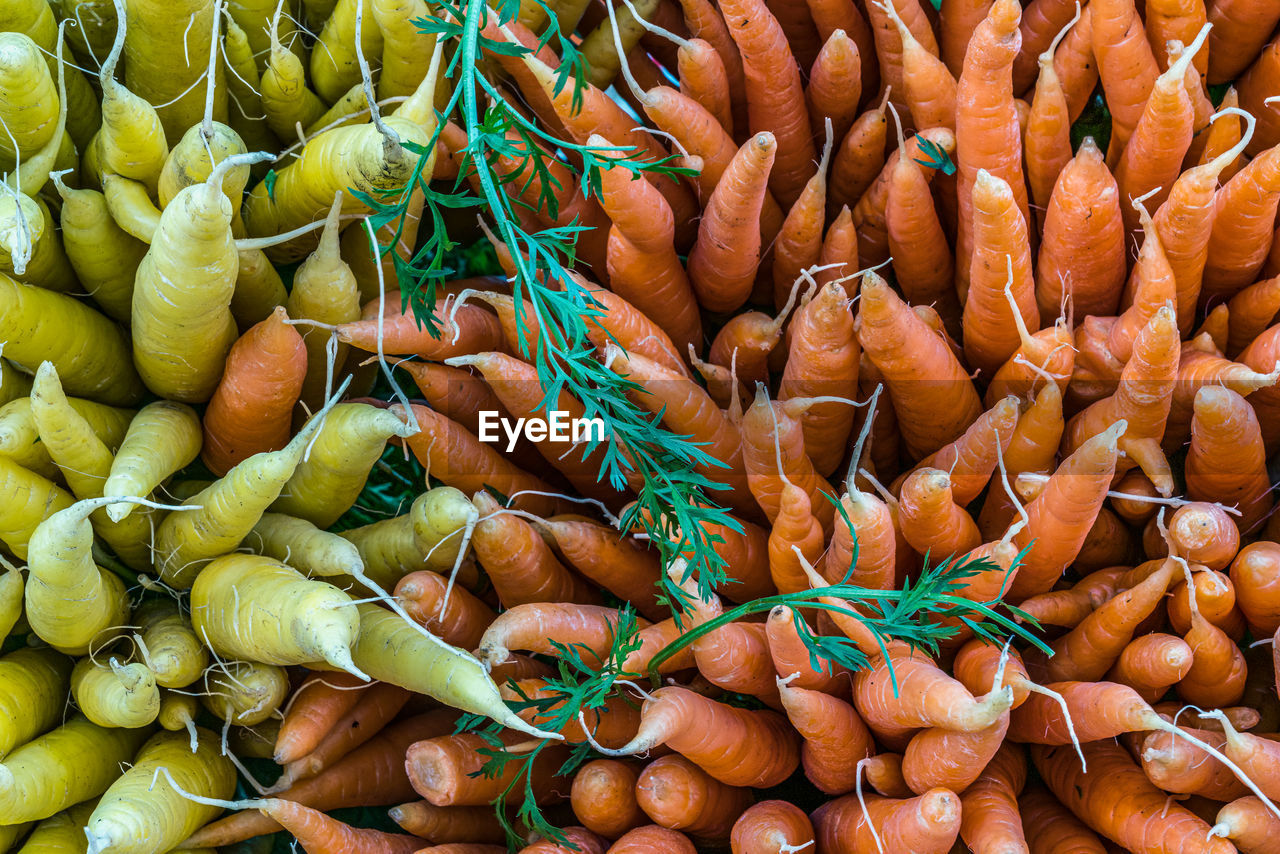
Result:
[1230, 541, 1280, 636]
[772, 135, 833, 308]
[766, 605, 848, 694]
[864, 0, 941, 120]
[1166, 501, 1241, 571]
[778, 674, 873, 794]
[730, 801, 815, 854]
[976, 381, 1064, 539]
[1033, 741, 1235, 854]
[1160, 336, 1280, 453]
[688, 133, 777, 314]
[1178, 568, 1249, 708]
[1018, 783, 1107, 853]
[1227, 275, 1280, 357]
[853, 126, 956, 266]
[767, 484, 827, 594]
[1013, 568, 1125, 631]
[778, 281, 859, 476]
[183, 713, 454, 846]
[740, 387, 837, 533]
[709, 301, 794, 387]
[1206, 0, 1280, 84]
[954, 0, 1030, 299]
[829, 100, 889, 215]
[569, 761, 644, 842]
[807, 30, 863, 142]
[388, 802, 505, 845]
[607, 826, 697, 852]
[272, 685, 417, 793]
[201, 306, 307, 476]
[634, 754, 753, 844]
[902, 706, 1010, 796]
[230, 798, 424, 854]
[886, 2, 957, 131]
[959, 743, 1029, 854]
[613, 686, 801, 787]
[339, 291, 505, 362]
[1024, 10, 1077, 224]
[1202, 144, 1280, 305]
[1209, 797, 1280, 854]
[1091, 0, 1160, 158]
[274, 673, 369, 765]
[1013, 0, 1083, 91]
[898, 468, 980, 561]
[1186, 386, 1275, 533]
[405, 733, 568, 807]
[719, 0, 816, 206]
[962, 171, 1039, 375]
[517, 828, 606, 854]
[811, 787, 963, 854]
[1035, 137, 1126, 318]
[1167, 569, 1245, 640]
[1104, 632, 1194, 703]
[856, 271, 983, 458]
[394, 571, 496, 650]
[470, 491, 602, 607]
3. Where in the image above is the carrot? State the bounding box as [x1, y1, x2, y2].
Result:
[1103, 632, 1194, 703]
[740, 387, 838, 532]
[730, 801, 814, 854]
[778, 281, 859, 475]
[777, 674, 873, 794]
[856, 271, 983, 458]
[1176, 576, 1248, 708]
[884, 2, 956, 132]
[1161, 336, 1280, 453]
[273, 673, 369, 765]
[1236, 41, 1280, 158]
[1034, 137, 1126, 317]
[519, 828, 607, 854]
[200, 307, 307, 476]
[1019, 783, 1107, 853]
[1091, 0, 1160, 159]
[338, 291, 505, 363]
[272, 683, 413, 792]
[766, 483, 827, 595]
[824, 466, 897, 591]
[1013, 568, 1125, 632]
[610, 686, 799, 788]
[591, 148, 701, 354]
[807, 31, 863, 143]
[853, 126, 956, 266]
[607, 826, 697, 852]
[803, 0, 879, 100]
[1230, 542, 1280, 635]
[718, 0, 815, 206]
[811, 787, 962, 854]
[954, 0, 1029, 299]
[1168, 569, 1245, 641]
[570, 760, 645, 840]
[1024, 9, 1077, 228]
[963, 172, 1040, 375]
[479, 603, 635, 670]
[1202, 144, 1280, 305]
[1140, 724, 1248, 801]
[203, 796, 424, 854]
[902, 693, 1010, 796]
[1165, 501, 1240, 571]
[1113, 27, 1207, 233]
[394, 571, 495, 651]
[407, 731, 570, 809]
[688, 132, 777, 314]
[897, 468, 981, 562]
[884, 114, 960, 332]
[634, 754, 752, 843]
[388, 802, 506, 845]
[767, 605, 847, 693]
[1206, 0, 1280, 84]
[958, 743, 1029, 854]
[1050, 3, 1097, 122]
[829, 100, 889, 216]
[1186, 386, 1274, 533]
[1227, 275, 1280, 357]
[772, 137, 833, 310]
[1013, 0, 1081, 90]
[864, 0, 940, 118]
[185, 713, 480, 846]
[1210, 797, 1280, 853]
[1033, 741, 1236, 854]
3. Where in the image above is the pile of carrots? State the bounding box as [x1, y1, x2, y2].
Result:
[6, 0, 1280, 848]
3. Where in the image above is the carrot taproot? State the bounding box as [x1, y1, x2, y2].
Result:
[405, 732, 569, 808]
[776, 674, 872, 794]
[469, 491, 602, 608]
[634, 754, 752, 844]
[954, 0, 1029, 299]
[897, 468, 981, 561]
[1103, 632, 1194, 703]
[1202, 144, 1280, 304]
[200, 307, 307, 477]
[338, 290, 505, 363]
[829, 100, 889, 216]
[1091, 0, 1160, 159]
[1230, 541, 1280, 635]
[807, 31, 862, 143]
[185, 713, 497, 847]
[856, 271, 983, 458]
[885, 2, 956, 131]
[1033, 741, 1235, 854]
[479, 602, 638, 670]
[902, 701, 1010, 796]
[730, 801, 814, 854]
[1209, 796, 1280, 854]
[811, 787, 962, 854]
[569, 760, 645, 840]
[766, 484, 827, 595]
[740, 387, 838, 533]
[1205, 0, 1280, 84]
[958, 743, 1029, 854]
[389, 801, 506, 845]
[607, 826, 697, 852]
[1140, 723, 1248, 801]
[394, 571, 495, 651]
[864, 0, 940, 115]
[718, 0, 815, 206]
[767, 605, 847, 694]
[1019, 783, 1107, 853]
[1186, 386, 1275, 532]
[1227, 275, 1280, 357]
[853, 125, 956, 266]
[1161, 337, 1279, 453]
[273, 673, 369, 765]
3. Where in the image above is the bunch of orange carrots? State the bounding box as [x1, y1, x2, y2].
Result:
[8, 0, 1280, 848]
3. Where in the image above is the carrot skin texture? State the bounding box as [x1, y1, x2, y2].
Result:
[811, 787, 963, 854]
[730, 801, 815, 853]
